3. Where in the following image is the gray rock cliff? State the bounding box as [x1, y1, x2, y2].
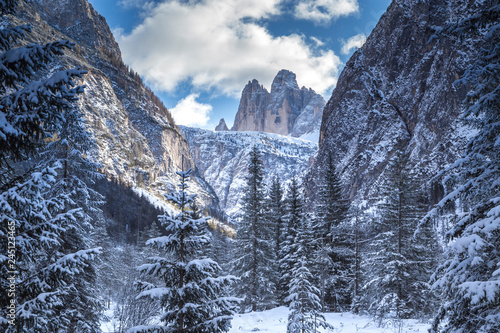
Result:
[232, 70, 325, 139]
[22, 0, 217, 210]
[310, 0, 480, 205]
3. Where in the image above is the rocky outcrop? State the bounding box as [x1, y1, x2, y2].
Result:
[21, 0, 217, 210]
[215, 118, 229, 131]
[181, 126, 318, 219]
[32, 0, 121, 59]
[232, 70, 325, 139]
[310, 0, 480, 204]
[231, 79, 270, 132]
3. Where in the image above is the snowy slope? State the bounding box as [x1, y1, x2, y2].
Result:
[181, 127, 318, 218]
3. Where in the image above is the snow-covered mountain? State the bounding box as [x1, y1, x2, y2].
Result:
[22, 0, 218, 210]
[232, 70, 325, 141]
[309, 0, 481, 206]
[181, 127, 318, 218]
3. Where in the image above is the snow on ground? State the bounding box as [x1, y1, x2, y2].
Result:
[229, 306, 430, 333]
[101, 302, 118, 333]
[101, 305, 430, 332]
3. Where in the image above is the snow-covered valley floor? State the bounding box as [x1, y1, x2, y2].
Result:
[229, 306, 430, 333]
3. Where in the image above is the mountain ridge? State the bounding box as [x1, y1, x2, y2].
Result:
[21, 0, 219, 211]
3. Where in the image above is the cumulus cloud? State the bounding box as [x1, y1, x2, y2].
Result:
[341, 33, 367, 54]
[116, 0, 341, 97]
[294, 0, 359, 24]
[170, 94, 212, 127]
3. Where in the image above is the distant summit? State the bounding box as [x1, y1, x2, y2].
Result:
[231, 70, 325, 139]
[215, 118, 229, 131]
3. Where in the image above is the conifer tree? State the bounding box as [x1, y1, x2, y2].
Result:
[0, 1, 101, 330]
[267, 175, 286, 304]
[232, 147, 276, 311]
[428, 4, 500, 332]
[285, 213, 332, 333]
[132, 169, 238, 332]
[362, 149, 436, 322]
[44, 100, 106, 331]
[280, 176, 304, 305]
[313, 157, 351, 311]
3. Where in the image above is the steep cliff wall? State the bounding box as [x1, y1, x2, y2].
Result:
[311, 0, 479, 204]
[20, 0, 216, 208]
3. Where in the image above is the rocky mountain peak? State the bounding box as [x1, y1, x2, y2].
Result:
[31, 0, 121, 60]
[232, 69, 325, 139]
[215, 118, 229, 131]
[245, 79, 268, 94]
[270, 69, 299, 93]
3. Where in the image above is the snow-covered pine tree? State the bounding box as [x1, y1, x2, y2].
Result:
[362, 149, 437, 322]
[0, 1, 101, 330]
[313, 156, 352, 311]
[348, 205, 368, 314]
[232, 146, 276, 311]
[0, 0, 84, 183]
[285, 212, 333, 333]
[427, 3, 500, 332]
[42, 97, 106, 331]
[280, 176, 304, 306]
[266, 175, 286, 305]
[131, 168, 238, 332]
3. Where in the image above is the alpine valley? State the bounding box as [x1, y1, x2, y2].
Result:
[1, 0, 498, 332]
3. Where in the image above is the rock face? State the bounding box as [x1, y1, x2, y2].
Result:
[311, 0, 480, 204]
[22, 0, 217, 209]
[215, 118, 229, 131]
[232, 70, 325, 139]
[181, 126, 318, 218]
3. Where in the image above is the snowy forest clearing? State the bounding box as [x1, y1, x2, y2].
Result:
[101, 305, 431, 333]
[228, 307, 430, 333]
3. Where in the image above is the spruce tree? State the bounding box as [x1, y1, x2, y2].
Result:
[267, 175, 286, 304]
[132, 169, 238, 332]
[43, 101, 106, 331]
[285, 211, 332, 332]
[428, 4, 500, 332]
[313, 157, 351, 311]
[0, 1, 102, 330]
[280, 176, 304, 306]
[362, 149, 437, 322]
[232, 146, 276, 311]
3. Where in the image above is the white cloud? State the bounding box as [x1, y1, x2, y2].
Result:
[294, 0, 359, 24]
[116, 0, 341, 97]
[170, 94, 212, 127]
[341, 33, 366, 54]
[310, 36, 325, 47]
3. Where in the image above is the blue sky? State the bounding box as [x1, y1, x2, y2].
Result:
[88, 0, 391, 129]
